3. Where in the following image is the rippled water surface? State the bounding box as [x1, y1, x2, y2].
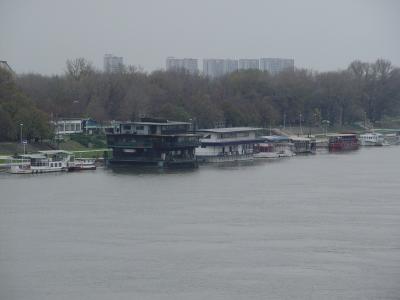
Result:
[1, 147, 400, 299]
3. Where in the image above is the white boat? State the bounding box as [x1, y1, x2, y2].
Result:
[196, 127, 263, 163]
[14, 150, 74, 174]
[254, 143, 279, 159]
[255, 136, 295, 158]
[69, 158, 96, 171]
[289, 136, 316, 154]
[359, 133, 384, 146]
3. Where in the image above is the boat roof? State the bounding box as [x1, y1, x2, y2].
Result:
[326, 133, 357, 137]
[19, 154, 46, 159]
[39, 150, 72, 154]
[261, 135, 290, 142]
[121, 121, 190, 126]
[198, 127, 262, 133]
[289, 136, 311, 141]
[360, 132, 383, 136]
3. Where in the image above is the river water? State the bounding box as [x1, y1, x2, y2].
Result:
[1, 147, 400, 299]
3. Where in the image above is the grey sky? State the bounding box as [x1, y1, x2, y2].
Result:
[1, 0, 399, 75]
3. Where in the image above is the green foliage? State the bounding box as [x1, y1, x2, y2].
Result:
[13, 58, 400, 131]
[0, 68, 52, 142]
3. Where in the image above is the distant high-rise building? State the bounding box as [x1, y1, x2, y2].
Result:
[104, 54, 124, 73]
[166, 57, 199, 74]
[203, 59, 238, 78]
[259, 58, 294, 75]
[238, 59, 259, 70]
[223, 59, 239, 75]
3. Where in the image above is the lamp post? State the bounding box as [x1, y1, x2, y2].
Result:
[283, 112, 286, 129]
[299, 113, 303, 135]
[20, 123, 23, 144]
[19, 123, 24, 144]
[321, 120, 330, 136]
[20, 123, 26, 155]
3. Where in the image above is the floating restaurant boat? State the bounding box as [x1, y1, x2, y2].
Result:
[254, 136, 295, 159]
[289, 136, 316, 154]
[106, 118, 200, 168]
[359, 132, 384, 146]
[10, 150, 74, 174]
[196, 127, 263, 163]
[327, 133, 359, 151]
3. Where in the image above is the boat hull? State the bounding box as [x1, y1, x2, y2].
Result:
[360, 140, 384, 146]
[253, 152, 279, 159]
[30, 167, 68, 173]
[69, 165, 97, 171]
[108, 159, 198, 169]
[329, 142, 359, 151]
[196, 153, 254, 163]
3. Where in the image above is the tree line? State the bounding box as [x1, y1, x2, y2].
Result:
[0, 68, 51, 142]
[1, 58, 399, 142]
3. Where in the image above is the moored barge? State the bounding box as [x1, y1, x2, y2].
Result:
[106, 118, 200, 168]
[196, 127, 263, 163]
[327, 133, 359, 151]
[289, 136, 316, 154]
[255, 136, 295, 158]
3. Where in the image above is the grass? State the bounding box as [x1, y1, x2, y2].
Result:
[72, 149, 111, 159]
[69, 133, 107, 149]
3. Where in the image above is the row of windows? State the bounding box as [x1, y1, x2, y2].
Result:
[57, 124, 81, 132]
[218, 132, 250, 139]
[122, 125, 145, 131]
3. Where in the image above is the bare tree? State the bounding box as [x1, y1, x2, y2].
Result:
[66, 58, 94, 81]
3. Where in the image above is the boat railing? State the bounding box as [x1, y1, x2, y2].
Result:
[5, 158, 31, 167]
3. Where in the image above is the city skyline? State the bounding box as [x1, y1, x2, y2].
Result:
[1, 0, 399, 75]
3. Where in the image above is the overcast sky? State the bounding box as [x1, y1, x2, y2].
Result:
[1, 0, 399, 75]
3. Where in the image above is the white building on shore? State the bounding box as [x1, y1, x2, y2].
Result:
[54, 119, 83, 135]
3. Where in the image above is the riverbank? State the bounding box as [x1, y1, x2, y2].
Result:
[0, 141, 110, 161]
[0, 133, 109, 156]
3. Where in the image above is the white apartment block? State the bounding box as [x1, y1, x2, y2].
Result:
[238, 59, 259, 70]
[260, 58, 294, 75]
[203, 59, 238, 78]
[104, 54, 124, 73]
[166, 57, 199, 74]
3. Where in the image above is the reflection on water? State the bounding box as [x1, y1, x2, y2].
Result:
[1, 147, 400, 299]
